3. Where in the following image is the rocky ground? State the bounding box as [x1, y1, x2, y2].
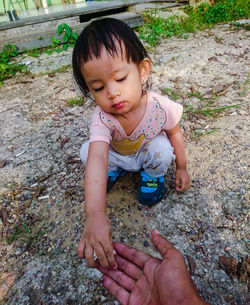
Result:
[0, 21, 249, 305]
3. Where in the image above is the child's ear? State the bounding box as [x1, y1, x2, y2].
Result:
[139, 58, 151, 84]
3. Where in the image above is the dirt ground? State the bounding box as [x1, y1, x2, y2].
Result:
[0, 22, 249, 304]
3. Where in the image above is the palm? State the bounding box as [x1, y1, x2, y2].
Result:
[129, 249, 193, 305]
[129, 256, 161, 305]
[97, 231, 206, 305]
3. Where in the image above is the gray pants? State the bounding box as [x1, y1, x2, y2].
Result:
[80, 135, 175, 177]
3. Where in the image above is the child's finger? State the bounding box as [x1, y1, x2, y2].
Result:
[78, 239, 86, 258]
[94, 242, 110, 268]
[175, 178, 182, 191]
[85, 244, 95, 268]
[180, 178, 189, 191]
[104, 243, 117, 269]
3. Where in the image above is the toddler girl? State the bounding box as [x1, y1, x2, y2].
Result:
[72, 18, 190, 269]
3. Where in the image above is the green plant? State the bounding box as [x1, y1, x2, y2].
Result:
[42, 64, 71, 76]
[231, 20, 250, 30]
[204, 0, 248, 23]
[0, 43, 18, 63]
[187, 90, 206, 100]
[57, 23, 78, 50]
[183, 99, 242, 118]
[49, 23, 78, 52]
[7, 222, 47, 249]
[214, 35, 223, 43]
[25, 47, 42, 58]
[162, 87, 242, 118]
[138, 0, 249, 46]
[50, 35, 61, 48]
[138, 9, 207, 47]
[0, 44, 27, 84]
[185, 0, 249, 23]
[192, 127, 220, 138]
[161, 88, 184, 101]
[68, 97, 85, 107]
[0, 62, 26, 84]
[240, 73, 249, 96]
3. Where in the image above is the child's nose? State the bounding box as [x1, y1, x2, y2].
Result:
[107, 83, 120, 99]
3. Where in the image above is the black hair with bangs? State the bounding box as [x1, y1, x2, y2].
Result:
[72, 17, 150, 99]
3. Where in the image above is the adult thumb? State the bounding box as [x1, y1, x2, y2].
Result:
[151, 229, 176, 259]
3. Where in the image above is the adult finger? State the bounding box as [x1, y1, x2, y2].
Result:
[102, 275, 129, 305]
[151, 230, 176, 259]
[78, 238, 85, 259]
[115, 255, 143, 280]
[97, 262, 136, 291]
[85, 244, 95, 268]
[114, 242, 151, 269]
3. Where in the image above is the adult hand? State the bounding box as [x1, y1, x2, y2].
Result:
[78, 212, 117, 269]
[175, 168, 190, 192]
[97, 229, 209, 305]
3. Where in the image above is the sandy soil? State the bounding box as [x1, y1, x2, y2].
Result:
[0, 23, 249, 304]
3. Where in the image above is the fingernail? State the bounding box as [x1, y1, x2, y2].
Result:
[113, 249, 117, 255]
[153, 229, 160, 234]
[113, 264, 117, 270]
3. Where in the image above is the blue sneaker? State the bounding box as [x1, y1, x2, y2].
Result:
[107, 169, 126, 192]
[137, 171, 165, 205]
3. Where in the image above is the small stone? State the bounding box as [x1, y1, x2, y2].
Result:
[15, 249, 22, 256]
[143, 240, 150, 247]
[6, 275, 16, 287]
[0, 160, 7, 168]
[53, 248, 59, 255]
[0, 273, 9, 281]
[0, 284, 9, 301]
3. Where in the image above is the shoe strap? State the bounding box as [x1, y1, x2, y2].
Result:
[108, 169, 124, 178]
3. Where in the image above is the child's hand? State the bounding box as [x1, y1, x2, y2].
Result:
[175, 168, 190, 192]
[78, 213, 117, 269]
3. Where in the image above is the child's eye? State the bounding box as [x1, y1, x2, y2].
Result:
[117, 76, 127, 82]
[93, 86, 104, 92]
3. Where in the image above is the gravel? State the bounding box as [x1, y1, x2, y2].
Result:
[0, 22, 249, 305]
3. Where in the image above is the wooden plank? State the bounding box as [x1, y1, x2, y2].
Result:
[0, 0, 188, 30]
[11, 12, 143, 53]
[0, 0, 188, 50]
[0, 2, 129, 30]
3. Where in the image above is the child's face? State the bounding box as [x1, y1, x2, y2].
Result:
[81, 45, 151, 116]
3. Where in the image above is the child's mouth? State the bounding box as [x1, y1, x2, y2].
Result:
[113, 102, 125, 109]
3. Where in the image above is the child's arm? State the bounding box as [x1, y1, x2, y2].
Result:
[166, 124, 190, 192]
[78, 141, 117, 269]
